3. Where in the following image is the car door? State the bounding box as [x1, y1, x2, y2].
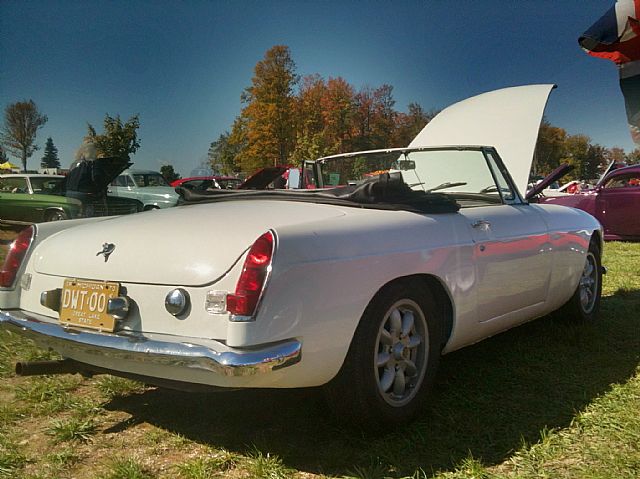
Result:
[0, 176, 33, 222]
[597, 172, 640, 238]
[457, 149, 552, 324]
[459, 204, 551, 322]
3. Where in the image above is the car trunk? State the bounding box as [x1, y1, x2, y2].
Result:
[32, 200, 346, 286]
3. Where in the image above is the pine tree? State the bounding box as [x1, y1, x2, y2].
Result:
[40, 137, 61, 169]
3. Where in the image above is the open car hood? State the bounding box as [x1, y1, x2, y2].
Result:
[240, 166, 289, 189]
[65, 156, 132, 194]
[525, 163, 574, 200]
[409, 84, 555, 197]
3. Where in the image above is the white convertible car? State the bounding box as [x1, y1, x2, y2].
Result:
[0, 85, 603, 429]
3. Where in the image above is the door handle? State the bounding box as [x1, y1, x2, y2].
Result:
[471, 220, 491, 229]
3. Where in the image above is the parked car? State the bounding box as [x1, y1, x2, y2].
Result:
[109, 169, 179, 210]
[0, 85, 604, 429]
[0, 174, 80, 223]
[170, 176, 242, 191]
[0, 165, 142, 224]
[529, 163, 640, 241]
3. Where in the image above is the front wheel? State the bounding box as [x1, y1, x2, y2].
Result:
[561, 240, 602, 321]
[324, 280, 444, 431]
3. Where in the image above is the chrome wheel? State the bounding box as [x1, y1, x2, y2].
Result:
[375, 299, 429, 407]
[579, 252, 598, 314]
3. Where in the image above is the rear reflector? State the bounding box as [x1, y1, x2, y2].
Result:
[1, 226, 35, 288]
[227, 231, 274, 317]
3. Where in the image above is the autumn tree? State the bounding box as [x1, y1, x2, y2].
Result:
[533, 120, 568, 175]
[160, 164, 180, 183]
[393, 103, 433, 146]
[607, 146, 627, 163]
[87, 114, 141, 162]
[234, 46, 299, 173]
[40, 137, 60, 169]
[321, 77, 355, 153]
[291, 74, 329, 162]
[1, 100, 48, 172]
[627, 148, 640, 164]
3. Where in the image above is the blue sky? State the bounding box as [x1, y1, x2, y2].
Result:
[0, 0, 635, 176]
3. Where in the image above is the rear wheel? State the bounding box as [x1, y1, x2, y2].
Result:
[45, 210, 66, 222]
[561, 240, 602, 321]
[324, 280, 444, 431]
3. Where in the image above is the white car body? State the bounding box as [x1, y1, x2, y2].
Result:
[0, 85, 604, 427]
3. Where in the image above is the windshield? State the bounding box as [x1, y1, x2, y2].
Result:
[314, 147, 517, 205]
[132, 173, 169, 187]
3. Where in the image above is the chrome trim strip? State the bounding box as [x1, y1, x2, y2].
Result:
[0, 310, 301, 377]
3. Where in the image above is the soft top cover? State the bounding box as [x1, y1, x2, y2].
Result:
[179, 172, 460, 214]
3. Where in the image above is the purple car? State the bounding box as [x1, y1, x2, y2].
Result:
[529, 163, 640, 241]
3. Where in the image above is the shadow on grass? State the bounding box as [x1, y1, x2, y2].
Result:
[103, 289, 640, 477]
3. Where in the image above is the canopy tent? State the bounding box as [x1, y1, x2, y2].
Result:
[0, 161, 19, 170]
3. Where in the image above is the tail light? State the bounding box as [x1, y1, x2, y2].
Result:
[227, 231, 274, 318]
[0, 226, 35, 288]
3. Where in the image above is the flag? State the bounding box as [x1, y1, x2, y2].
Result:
[579, 0, 640, 145]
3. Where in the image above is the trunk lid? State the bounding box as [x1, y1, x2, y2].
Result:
[32, 201, 346, 285]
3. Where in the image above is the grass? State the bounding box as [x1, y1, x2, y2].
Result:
[0, 241, 638, 478]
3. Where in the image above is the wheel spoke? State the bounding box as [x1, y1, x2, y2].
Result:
[377, 352, 391, 368]
[583, 260, 593, 277]
[379, 329, 393, 346]
[402, 359, 417, 376]
[401, 311, 414, 336]
[393, 368, 406, 396]
[389, 309, 402, 335]
[380, 367, 395, 392]
[407, 334, 422, 349]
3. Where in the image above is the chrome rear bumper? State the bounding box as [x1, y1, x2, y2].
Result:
[0, 310, 301, 377]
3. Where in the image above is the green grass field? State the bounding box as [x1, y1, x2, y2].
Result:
[0, 241, 638, 478]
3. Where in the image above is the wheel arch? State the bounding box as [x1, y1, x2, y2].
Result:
[590, 228, 603, 253]
[43, 207, 68, 221]
[364, 273, 454, 352]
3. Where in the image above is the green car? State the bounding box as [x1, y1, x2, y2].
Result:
[0, 174, 81, 223]
[0, 170, 142, 224]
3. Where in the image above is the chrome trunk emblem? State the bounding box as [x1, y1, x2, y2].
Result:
[96, 243, 116, 262]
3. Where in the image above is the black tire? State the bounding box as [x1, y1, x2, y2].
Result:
[45, 210, 67, 222]
[324, 280, 444, 431]
[560, 240, 602, 321]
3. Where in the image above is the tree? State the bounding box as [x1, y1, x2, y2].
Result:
[291, 74, 330, 162]
[40, 137, 60, 169]
[1, 100, 48, 172]
[160, 164, 180, 183]
[627, 148, 640, 164]
[235, 46, 299, 173]
[208, 131, 243, 175]
[87, 114, 141, 162]
[0, 145, 8, 164]
[533, 120, 568, 175]
[393, 103, 433, 147]
[321, 77, 355, 153]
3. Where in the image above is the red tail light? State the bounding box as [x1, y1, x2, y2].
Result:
[227, 231, 274, 317]
[0, 226, 35, 288]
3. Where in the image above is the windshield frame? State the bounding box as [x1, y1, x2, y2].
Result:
[308, 146, 525, 205]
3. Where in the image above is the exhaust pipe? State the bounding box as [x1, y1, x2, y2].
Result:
[15, 359, 96, 377]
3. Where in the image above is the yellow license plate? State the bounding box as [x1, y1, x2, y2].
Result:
[59, 279, 120, 332]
